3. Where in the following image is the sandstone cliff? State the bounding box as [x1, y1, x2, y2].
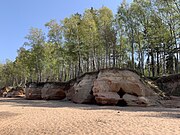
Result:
[25, 68, 162, 106]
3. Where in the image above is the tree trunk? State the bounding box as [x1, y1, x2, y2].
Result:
[131, 29, 135, 69]
[151, 50, 155, 77]
[157, 51, 160, 76]
[163, 43, 166, 75]
[105, 44, 108, 69]
[86, 54, 89, 72]
[112, 38, 116, 68]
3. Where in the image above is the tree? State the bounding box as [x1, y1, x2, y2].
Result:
[63, 13, 83, 77]
[24, 28, 46, 82]
[45, 20, 65, 81]
[81, 8, 100, 71]
[1, 3, 179, 87]
[98, 6, 115, 68]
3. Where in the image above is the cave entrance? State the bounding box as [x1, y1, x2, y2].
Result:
[117, 99, 127, 106]
[117, 88, 125, 98]
[117, 88, 127, 106]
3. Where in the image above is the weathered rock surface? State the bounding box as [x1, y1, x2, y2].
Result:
[2, 92, 8, 97]
[25, 82, 69, 100]
[25, 83, 42, 99]
[0, 87, 11, 97]
[122, 94, 139, 106]
[94, 92, 121, 105]
[156, 74, 180, 96]
[6, 91, 25, 98]
[11, 87, 25, 97]
[0, 86, 24, 98]
[70, 74, 97, 104]
[93, 79, 143, 96]
[41, 83, 66, 100]
[92, 69, 157, 105]
[160, 96, 180, 108]
[25, 68, 161, 107]
[122, 94, 149, 106]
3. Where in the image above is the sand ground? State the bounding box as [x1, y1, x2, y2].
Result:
[0, 98, 180, 135]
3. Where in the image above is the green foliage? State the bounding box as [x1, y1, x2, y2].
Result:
[0, 1, 179, 87]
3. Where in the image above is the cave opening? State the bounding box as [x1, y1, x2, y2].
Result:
[117, 88, 127, 106]
[117, 99, 127, 106]
[117, 88, 125, 98]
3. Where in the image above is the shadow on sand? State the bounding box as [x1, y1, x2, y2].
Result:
[0, 98, 180, 119]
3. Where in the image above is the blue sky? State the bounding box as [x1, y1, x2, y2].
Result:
[0, 0, 132, 63]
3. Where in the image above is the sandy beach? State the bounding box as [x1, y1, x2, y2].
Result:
[0, 98, 180, 135]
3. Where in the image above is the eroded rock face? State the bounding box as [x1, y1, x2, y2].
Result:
[160, 96, 180, 108]
[11, 87, 25, 97]
[93, 79, 144, 96]
[0, 87, 11, 97]
[122, 94, 138, 106]
[0, 87, 24, 98]
[25, 82, 69, 100]
[41, 83, 66, 100]
[24, 69, 160, 107]
[25, 83, 42, 99]
[70, 74, 97, 104]
[94, 92, 121, 105]
[6, 91, 25, 98]
[67, 69, 159, 106]
[122, 94, 149, 106]
[156, 74, 180, 96]
[92, 69, 157, 106]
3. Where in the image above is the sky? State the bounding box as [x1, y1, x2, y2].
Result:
[0, 0, 132, 64]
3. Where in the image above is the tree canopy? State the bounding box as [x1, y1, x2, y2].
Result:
[0, 0, 179, 87]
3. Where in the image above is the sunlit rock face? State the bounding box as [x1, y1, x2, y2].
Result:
[94, 92, 121, 105]
[92, 69, 157, 106]
[0, 87, 11, 97]
[25, 69, 160, 107]
[41, 83, 66, 100]
[0, 86, 25, 98]
[6, 87, 25, 98]
[68, 69, 158, 106]
[70, 74, 97, 104]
